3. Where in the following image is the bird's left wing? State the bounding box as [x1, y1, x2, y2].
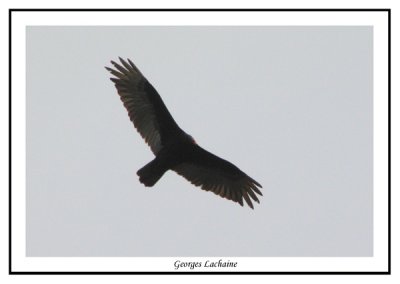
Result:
[172, 145, 263, 209]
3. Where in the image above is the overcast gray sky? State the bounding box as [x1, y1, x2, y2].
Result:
[26, 26, 373, 257]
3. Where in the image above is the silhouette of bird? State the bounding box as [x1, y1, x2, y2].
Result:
[106, 58, 262, 209]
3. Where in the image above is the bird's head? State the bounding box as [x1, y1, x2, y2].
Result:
[186, 133, 197, 145]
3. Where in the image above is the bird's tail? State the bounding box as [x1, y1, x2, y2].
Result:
[137, 158, 167, 187]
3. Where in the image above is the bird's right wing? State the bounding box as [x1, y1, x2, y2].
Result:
[106, 58, 182, 154]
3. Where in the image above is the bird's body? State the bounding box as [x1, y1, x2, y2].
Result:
[106, 58, 263, 209]
[137, 133, 194, 186]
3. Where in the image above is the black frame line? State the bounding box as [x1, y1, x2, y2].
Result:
[8, 8, 391, 275]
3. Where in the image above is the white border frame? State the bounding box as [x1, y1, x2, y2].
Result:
[11, 10, 389, 273]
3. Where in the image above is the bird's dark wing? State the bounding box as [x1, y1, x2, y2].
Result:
[106, 58, 182, 154]
[172, 145, 263, 209]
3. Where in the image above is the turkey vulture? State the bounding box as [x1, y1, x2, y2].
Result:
[106, 58, 263, 209]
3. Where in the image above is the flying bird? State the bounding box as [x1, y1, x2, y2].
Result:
[106, 58, 263, 209]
